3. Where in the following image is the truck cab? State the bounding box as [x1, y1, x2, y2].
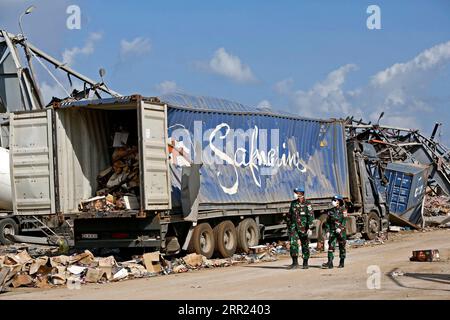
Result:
[346, 140, 389, 239]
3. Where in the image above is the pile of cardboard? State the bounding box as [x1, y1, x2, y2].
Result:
[1, 242, 292, 293]
[0, 249, 167, 293]
[79, 144, 140, 213]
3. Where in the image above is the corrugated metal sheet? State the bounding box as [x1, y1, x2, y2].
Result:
[58, 96, 140, 109]
[160, 93, 322, 120]
[385, 162, 430, 226]
[168, 107, 350, 208]
[9, 110, 55, 215]
[140, 102, 171, 210]
[59, 93, 322, 120]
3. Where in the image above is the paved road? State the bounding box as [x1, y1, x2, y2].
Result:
[1, 229, 449, 300]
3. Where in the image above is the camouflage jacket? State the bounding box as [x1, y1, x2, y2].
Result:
[324, 207, 347, 233]
[286, 199, 314, 233]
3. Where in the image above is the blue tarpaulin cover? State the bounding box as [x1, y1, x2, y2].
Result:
[161, 94, 350, 207]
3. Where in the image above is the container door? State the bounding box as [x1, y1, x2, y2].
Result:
[9, 110, 56, 215]
[139, 101, 171, 210]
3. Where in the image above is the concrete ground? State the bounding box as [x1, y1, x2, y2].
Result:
[1, 229, 449, 300]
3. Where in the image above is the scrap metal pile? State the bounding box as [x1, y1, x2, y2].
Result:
[345, 117, 450, 229]
[345, 118, 450, 196]
[79, 144, 140, 213]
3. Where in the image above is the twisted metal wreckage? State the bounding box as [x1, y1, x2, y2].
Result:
[1, 30, 449, 239]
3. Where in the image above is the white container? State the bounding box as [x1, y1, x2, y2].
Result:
[0, 147, 12, 210]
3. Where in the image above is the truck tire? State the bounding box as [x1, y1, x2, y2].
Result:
[236, 218, 260, 253]
[214, 220, 237, 258]
[317, 213, 328, 241]
[0, 218, 19, 245]
[187, 223, 215, 259]
[363, 211, 380, 240]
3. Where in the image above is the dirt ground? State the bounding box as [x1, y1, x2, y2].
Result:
[1, 229, 449, 300]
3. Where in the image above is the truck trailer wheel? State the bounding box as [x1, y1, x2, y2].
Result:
[236, 218, 260, 253]
[363, 211, 380, 240]
[214, 220, 237, 258]
[0, 218, 19, 245]
[187, 223, 215, 259]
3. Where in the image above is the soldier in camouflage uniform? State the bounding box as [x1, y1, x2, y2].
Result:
[322, 195, 347, 269]
[285, 187, 314, 269]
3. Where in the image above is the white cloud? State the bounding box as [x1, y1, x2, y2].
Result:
[274, 78, 294, 95]
[291, 64, 358, 118]
[276, 40, 450, 132]
[62, 32, 102, 66]
[40, 81, 69, 104]
[371, 41, 450, 86]
[203, 47, 256, 83]
[155, 80, 178, 94]
[120, 37, 151, 59]
[256, 100, 271, 109]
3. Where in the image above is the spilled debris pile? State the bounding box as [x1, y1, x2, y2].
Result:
[79, 142, 140, 213]
[424, 195, 450, 217]
[0, 242, 289, 293]
[422, 195, 450, 228]
[0, 243, 60, 257]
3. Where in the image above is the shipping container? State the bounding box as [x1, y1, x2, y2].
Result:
[385, 162, 431, 227]
[163, 93, 350, 213]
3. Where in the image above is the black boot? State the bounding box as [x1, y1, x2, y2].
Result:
[302, 259, 309, 269]
[288, 256, 299, 269]
[338, 258, 345, 268]
[322, 257, 334, 269]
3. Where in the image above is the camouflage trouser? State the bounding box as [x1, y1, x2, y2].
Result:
[328, 230, 346, 260]
[289, 227, 310, 259]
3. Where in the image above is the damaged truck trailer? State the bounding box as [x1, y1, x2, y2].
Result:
[0, 94, 388, 258]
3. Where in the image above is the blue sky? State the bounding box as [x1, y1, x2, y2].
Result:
[1, 0, 450, 143]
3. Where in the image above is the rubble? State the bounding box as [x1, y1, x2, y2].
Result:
[112, 268, 128, 281]
[424, 195, 450, 217]
[11, 273, 33, 288]
[0, 236, 390, 293]
[79, 142, 141, 213]
[182, 253, 203, 268]
[143, 251, 162, 273]
[0, 243, 60, 258]
[85, 268, 102, 283]
[423, 195, 450, 228]
[390, 270, 405, 277]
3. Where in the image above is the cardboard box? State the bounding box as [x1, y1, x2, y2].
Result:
[143, 252, 162, 273]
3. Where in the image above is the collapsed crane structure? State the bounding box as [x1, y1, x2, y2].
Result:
[345, 117, 450, 228]
[0, 29, 120, 115]
[0, 30, 121, 245]
[345, 118, 450, 196]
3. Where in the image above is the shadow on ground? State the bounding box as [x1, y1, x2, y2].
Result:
[243, 265, 325, 270]
[387, 268, 450, 292]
